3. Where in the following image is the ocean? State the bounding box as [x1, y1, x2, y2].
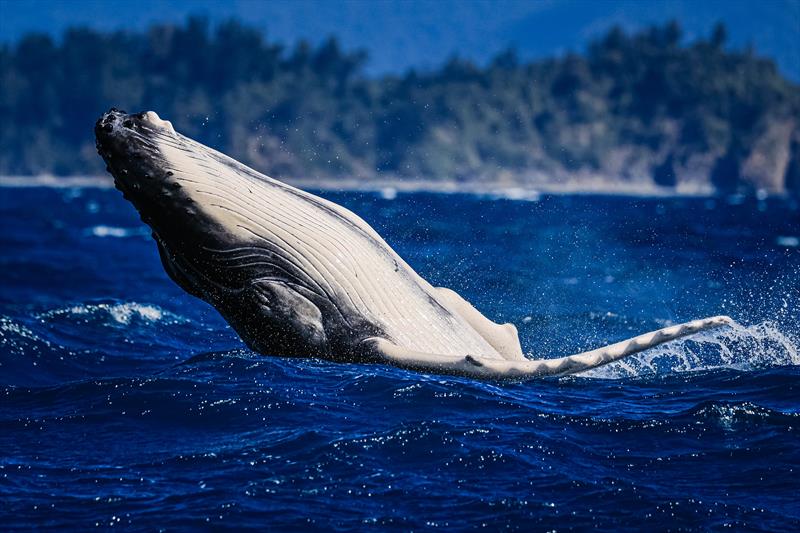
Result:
[1, 182, 798, 530]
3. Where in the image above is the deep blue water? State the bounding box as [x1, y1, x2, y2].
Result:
[1, 184, 799, 531]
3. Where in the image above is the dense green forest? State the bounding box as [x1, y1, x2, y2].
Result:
[1, 18, 798, 193]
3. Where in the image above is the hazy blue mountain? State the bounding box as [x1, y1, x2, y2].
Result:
[1, 0, 798, 79]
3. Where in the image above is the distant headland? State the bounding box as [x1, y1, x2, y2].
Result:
[1, 18, 798, 194]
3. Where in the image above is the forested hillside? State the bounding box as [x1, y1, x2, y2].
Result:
[1, 18, 798, 193]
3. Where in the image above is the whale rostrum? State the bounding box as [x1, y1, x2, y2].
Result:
[95, 109, 733, 380]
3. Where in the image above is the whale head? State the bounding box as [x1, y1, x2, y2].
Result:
[95, 109, 188, 232]
[95, 108, 362, 356]
[94, 108, 273, 300]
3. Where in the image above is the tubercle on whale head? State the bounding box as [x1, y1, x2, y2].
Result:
[94, 108, 246, 289]
[95, 108, 176, 163]
[95, 108, 180, 197]
[141, 110, 176, 134]
[95, 108, 175, 137]
[94, 108, 199, 241]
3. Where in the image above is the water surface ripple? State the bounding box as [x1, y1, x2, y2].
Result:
[0, 186, 798, 530]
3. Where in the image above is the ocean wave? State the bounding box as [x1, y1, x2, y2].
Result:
[0, 315, 53, 356]
[689, 401, 798, 429]
[38, 302, 183, 326]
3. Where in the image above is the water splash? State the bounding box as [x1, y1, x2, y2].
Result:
[581, 320, 799, 379]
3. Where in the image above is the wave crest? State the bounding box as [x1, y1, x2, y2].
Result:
[38, 302, 182, 326]
[690, 401, 797, 429]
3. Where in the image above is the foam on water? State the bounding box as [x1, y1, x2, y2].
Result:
[0, 175, 113, 188]
[39, 302, 179, 325]
[776, 235, 799, 248]
[87, 225, 149, 238]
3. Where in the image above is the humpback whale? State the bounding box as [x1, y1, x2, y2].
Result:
[95, 109, 732, 380]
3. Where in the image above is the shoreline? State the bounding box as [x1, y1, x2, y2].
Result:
[0, 174, 788, 200]
[285, 177, 717, 199]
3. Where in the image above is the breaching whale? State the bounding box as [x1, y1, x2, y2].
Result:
[95, 109, 732, 380]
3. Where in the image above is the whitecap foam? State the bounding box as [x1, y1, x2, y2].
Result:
[40, 302, 183, 326]
[105, 303, 163, 324]
[0, 175, 113, 188]
[775, 236, 799, 248]
[380, 187, 398, 200]
[87, 225, 149, 238]
[580, 320, 799, 379]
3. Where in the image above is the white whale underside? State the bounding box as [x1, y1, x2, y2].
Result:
[143, 113, 733, 380]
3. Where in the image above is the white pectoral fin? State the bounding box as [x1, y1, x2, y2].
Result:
[365, 315, 733, 381]
[539, 314, 735, 377]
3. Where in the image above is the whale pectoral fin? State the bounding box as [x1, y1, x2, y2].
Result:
[363, 337, 507, 379]
[364, 336, 584, 380]
[231, 280, 329, 357]
[436, 287, 525, 361]
[525, 315, 735, 377]
[364, 315, 733, 381]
